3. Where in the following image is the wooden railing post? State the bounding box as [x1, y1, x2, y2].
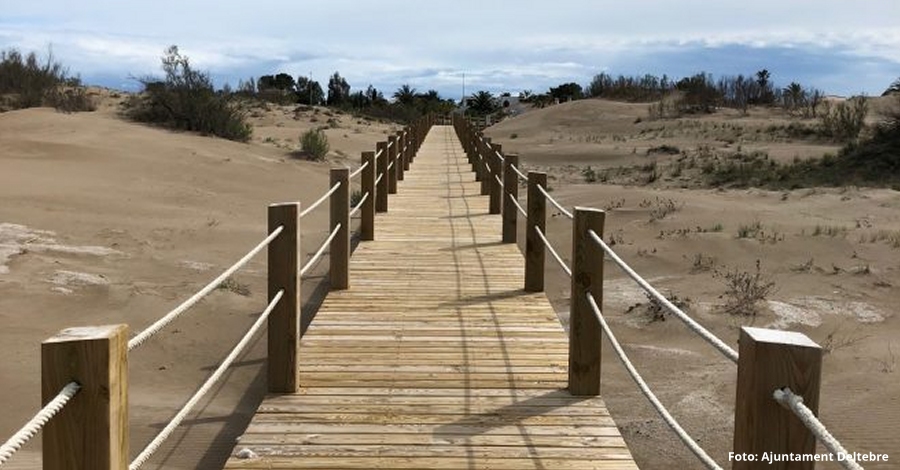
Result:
[396, 131, 406, 181]
[569, 208, 605, 396]
[489, 142, 502, 214]
[267, 202, 300, 393]
[733, 327, 823, 470]
[330, 168, 350, 290]
[502, 154, 520, 243]
[403, 129, 411, 171]
[42, 324, 128, 470]
[480, 136, 491, 196]
[525, 172, 547, 292]
[361, 151, 375, 241]
[387, 135, 398, 194]
[376, 141, 388, 212]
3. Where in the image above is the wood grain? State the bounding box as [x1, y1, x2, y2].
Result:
[225, 125, 636, 469]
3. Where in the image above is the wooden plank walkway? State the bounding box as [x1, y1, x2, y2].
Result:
[224, 125, 638, 469]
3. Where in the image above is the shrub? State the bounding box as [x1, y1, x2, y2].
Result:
[125, 46, 251, 142]
[714, 260, 775, 316]
[820, 97, 868, 142]
[0, 48, 95, 112]
[300, 129, 329, 160]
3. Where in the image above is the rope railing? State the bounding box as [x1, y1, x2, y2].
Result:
[299, 181, 342, 219]
[510, 163, 527, 181]
[538, 184, 573, 220]
[508, 193, 527, 217]
[586, 293, 724, 470]
[127, 226, 285, 351]
[350, 192, 369, 218]
[129, 290, 284, 470]
[587, 229, 738, 363]
[533, 225, 572, 277]
[0, 382, 81, 466]
[493, 174, 504, 189]
[299, 223, 342, 277]
[349, 160, 369, 180]
[375, 172, 384, 185]
[773, 388, 863, 470]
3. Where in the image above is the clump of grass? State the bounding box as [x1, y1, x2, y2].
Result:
[810, 225, 849, 237]
[582, 166, 597, 183]
[350, 189, 363, 208]
[626, 291, 691, 323]
[218, 277, 251, 296]
[686, 253, 717, 273]
[300, 128, 330, 160]
[714, 260, 776, 317]
[737, 221, 762, 239]
[643, 197, 680, 222]
[646, 144, 681, 155]
[510, 133, 518, 139]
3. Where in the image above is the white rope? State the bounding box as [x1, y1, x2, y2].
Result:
[509, 193, 527, 217]
[494, 174, 504, 189]
[128, 226, 284, 351]
[350, 192, 369, 217]
[129, 290, 283, 470]
[299, 223, 342, 277]
[374, 148, 383, 159]
[299, 181, 342, 219]
[375, 173, 384, 185]
[494, 149, 505, 163]
[349, 160, 369, 179]
[585, 292, 724, 470]
[533, 225, 572, 277]
[773, 388, 863, 470]
[0, 382, 80, 466]
[587, 229, 739, 363]
[511, 163, 527, 181]
[538, 184, 573, 220]
[388, 160, 395, 171]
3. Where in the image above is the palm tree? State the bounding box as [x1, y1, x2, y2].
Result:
[466, 90, 498, 116]
[393, 84, 416, 106]
[782, 82, 806, 114]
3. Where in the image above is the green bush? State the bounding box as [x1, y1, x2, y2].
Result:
[300, 129, 329, 160]
[0, 48, 95, 112]
[125, 46, 251, 142]
[820, 97, 868, 142]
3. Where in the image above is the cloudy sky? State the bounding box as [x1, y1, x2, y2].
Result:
[2, 1, 898, 100]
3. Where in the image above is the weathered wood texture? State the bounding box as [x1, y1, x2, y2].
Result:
[225, 126, 636, 469]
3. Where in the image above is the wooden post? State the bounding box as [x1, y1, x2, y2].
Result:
[268, 202, 300, 393]
[502, 154, 520, 243]
[480, 136, 491, 196]
[387, 135, 398, 195]
[330, 168, 350, 290]
[361, 151, 375, 241]
[396, 131, 406, 181]
[525, 172, 547, 292]
[403, 129, 411, 170]
[42, 324, 128, 470]
[569, 208, 605, 396]
[733, 327, 823, 470]
[489, 142, 502, 214]
[376, 141, 388, 212]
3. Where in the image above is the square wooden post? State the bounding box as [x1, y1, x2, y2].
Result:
[569, 208, 605, 396]
[387, 135, 398, 194]
[376, 141, 388, 213]
[489, 142, 502, 215]
[733, 327, 823, 470]
[330, 168, 350, 290]
[396, 131, 406, 181]
[361, 151, 376, 241]
[525, 171, 547, 292]
[268, 202, 300, 393]
[480, 136, 491, 196]
[502, 154, 520, 243]
[42, 324, 128, 470]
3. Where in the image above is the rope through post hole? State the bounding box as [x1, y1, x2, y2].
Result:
[299, 181, 342, 219]
[533, 225, 572, 277]
[128, 226, 284, 351]
[773, 388, 863, 470]
[350, 192, 369, 217]
[299, 223, 342, 277]
[537, 184, 573, 220]
[0, 382, 80, 466]
[349, 160, 369, 179]
[586, 293, 724, 470]
[509, 193, 527, 217]
[587, 229, 739, 363]
[129, 290, 284, 470]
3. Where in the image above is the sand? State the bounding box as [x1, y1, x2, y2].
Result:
[488, 98, 899, 469]
[1, 94, 897, 469]
[0, 95, 394, 469]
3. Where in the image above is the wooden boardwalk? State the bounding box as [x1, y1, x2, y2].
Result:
[224, 126, 637, 469]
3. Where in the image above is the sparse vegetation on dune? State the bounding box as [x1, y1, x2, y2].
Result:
[0, 48, 95, 113]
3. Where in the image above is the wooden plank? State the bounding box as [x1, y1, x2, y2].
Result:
[224, 126, 636, 469]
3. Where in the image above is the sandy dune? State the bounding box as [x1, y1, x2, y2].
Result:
[0, 99, 392, 469]
[488, 99, 899, 469]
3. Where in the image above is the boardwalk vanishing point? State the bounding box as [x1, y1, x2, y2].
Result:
[224, 125, 639, 469]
